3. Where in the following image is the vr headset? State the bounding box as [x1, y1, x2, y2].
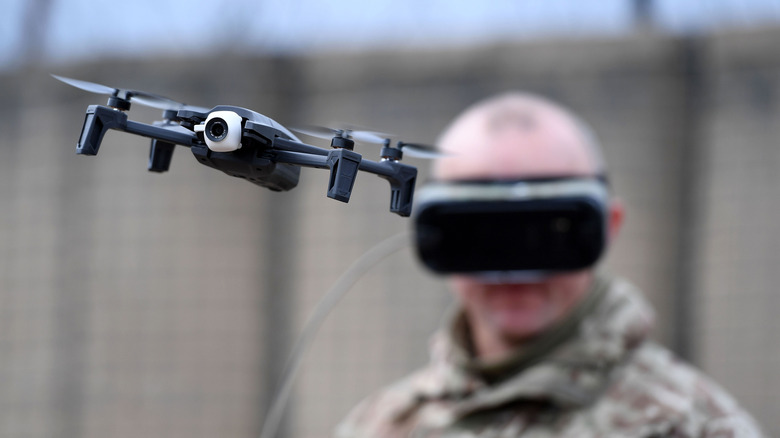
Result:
[413, 176, 610, 279]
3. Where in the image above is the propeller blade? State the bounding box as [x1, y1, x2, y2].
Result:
[130, 92, 190, 111]
[53, 74, 205, 112]
[52, 74, 116, 95]
[292, 125, 392, 145]
[132, 94, 210, 113]
[349, 130, 390, 144]
[291, 125, 342, 140]
[399, 143, 448, 159]
[339, 123, 393, 144]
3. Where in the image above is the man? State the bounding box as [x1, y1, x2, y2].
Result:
[335, 92, 763, 437]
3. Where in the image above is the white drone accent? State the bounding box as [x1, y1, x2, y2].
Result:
[194, 110, 243, 152]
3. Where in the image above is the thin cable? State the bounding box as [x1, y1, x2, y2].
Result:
[259, 230, 412, 438]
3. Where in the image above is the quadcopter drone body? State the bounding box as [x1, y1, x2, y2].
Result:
[59, 75, 422, 216]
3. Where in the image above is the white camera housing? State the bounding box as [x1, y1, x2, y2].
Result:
[195, 111, 243, 152]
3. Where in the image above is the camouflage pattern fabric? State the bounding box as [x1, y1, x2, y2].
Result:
[335, 276, 764, 437]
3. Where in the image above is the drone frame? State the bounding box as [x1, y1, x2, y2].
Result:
[76, 100, 418, 217]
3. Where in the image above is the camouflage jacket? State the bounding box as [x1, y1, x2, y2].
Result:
[335, 277, 764, 437]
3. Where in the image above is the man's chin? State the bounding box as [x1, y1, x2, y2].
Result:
[489, 308, 553, 342]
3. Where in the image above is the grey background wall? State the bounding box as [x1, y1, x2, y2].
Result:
[0, 28, 778, 437]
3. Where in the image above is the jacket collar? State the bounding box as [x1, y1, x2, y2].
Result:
[395, 275, 655, 424]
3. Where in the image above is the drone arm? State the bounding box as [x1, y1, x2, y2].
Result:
[271, 137, 329, 157]
[77, 105, 197, 157]
[358, 161, 417, 217]
[271, 137, 362, 203]
[272, 150, 330, 169]
[273, 148, 363, 203]
[77, 105, 128, 155]
[271, 137, 417, 216]
[125, 120, 197, 146]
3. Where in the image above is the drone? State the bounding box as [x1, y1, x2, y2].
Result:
[54, 75, 440, 216]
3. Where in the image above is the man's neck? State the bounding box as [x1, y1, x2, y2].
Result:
[470, 319, 527, 362]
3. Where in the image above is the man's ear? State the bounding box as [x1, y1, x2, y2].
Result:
[607, 198, 625, 243]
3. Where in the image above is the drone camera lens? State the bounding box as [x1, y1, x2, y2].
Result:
[206, 118, 229, 142]
[211, 122, 225, 138]
[202, 111, 242, 152]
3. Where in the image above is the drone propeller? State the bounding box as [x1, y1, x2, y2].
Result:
[396, 142, 446, 159]
[52, 75, 116, 95]
[291, 125, 343, 138]
[292, 125, 391, 145]
[52, 74, 208, 113]
[292, 125, 446, 159]
[338, 124, 395, 145]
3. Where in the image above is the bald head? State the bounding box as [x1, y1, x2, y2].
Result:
[434, 92, 604, 180]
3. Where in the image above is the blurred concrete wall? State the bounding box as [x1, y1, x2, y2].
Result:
[0, 28, 778, 437]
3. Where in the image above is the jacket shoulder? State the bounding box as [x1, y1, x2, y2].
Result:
[596, 342, 764, 437]
[334, 367, 433, 438]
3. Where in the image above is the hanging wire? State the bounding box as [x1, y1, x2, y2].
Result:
[259, 231, 412, 438]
